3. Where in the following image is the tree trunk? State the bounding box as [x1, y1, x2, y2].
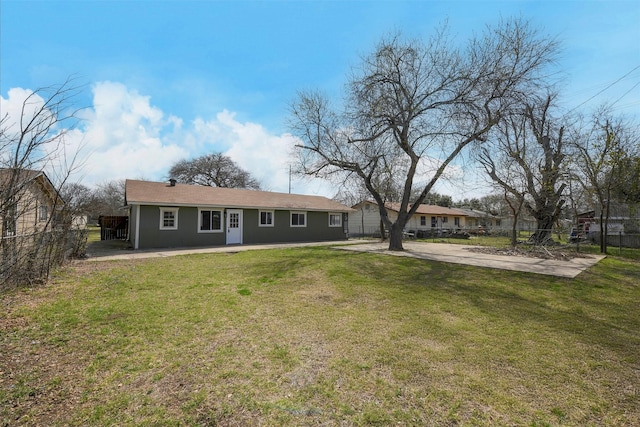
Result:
[505, 193, 523, 248]
[531, 217, 554, 245]
[388, 224, 404, 251]
[511, 214, 519, 247]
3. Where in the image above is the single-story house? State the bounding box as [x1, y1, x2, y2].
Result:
[349, 200, 469, 236]
[125, 179, 354, 249]
[451, 208, 502, 229]
[1, 168, 63, 239]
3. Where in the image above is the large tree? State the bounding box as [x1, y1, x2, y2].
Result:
[91, 179, 127, 217]
[569, 109, 636, 253]
[289, 19, 558, 250]
[478, 94, 568, 245]
[614, 154, 640, 204]
[168, 153, 261, 190]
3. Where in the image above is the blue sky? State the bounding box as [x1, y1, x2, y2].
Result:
[2, 0, 639, 198]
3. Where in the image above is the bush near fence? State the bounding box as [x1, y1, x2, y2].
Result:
[0, 228, 87, 291]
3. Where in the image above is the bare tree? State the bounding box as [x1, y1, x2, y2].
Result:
[478, 94, 567, 245]
[504, 190, 526, 247]
[59, 182, 93, 215]
[569, 108, 635, 253]
[608, 121, 640, 207]
[289, 19, 558, 250]
[92, 179, 126, 217]
[168, 153, 261, 190]
[1, 78, 86, 289]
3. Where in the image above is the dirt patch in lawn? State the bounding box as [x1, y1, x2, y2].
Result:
[466, 246, 594, 261]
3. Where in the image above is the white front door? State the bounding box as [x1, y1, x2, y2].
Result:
[226, 209, 242, 244]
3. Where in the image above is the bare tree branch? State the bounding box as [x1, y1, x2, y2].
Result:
[289, 18, 558, 250]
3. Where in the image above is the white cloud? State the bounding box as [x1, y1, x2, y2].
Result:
[67, 81, 188, 185]
[215, 110, 296, 192]
[172, 109, 334, 195]
[1, 87, 75, 175]
[3, 81, 336, 196]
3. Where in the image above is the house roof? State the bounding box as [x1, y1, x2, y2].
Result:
[354, 200, 468, 217]
[0, 168, 63, 205]
[388, 202, 468, 217]
[451, 208, 499, 218]
[0, 168, 43, 187]
[125, 180, 354, 212]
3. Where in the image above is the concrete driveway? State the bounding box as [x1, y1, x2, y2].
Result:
[336, 241, 606, 278]
[85, 239, 363, 261]
[86, 239, 605, 279]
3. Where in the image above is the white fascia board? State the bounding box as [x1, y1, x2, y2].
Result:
[127, 201, 351, 212]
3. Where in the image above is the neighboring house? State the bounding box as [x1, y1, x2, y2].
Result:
[451, 208, 502, 229]
[580, 204, 640, 248]
[0, 168, 63, 239]
[349, 200, 468, 236]
[497, 214, 537, 233]
[593, 203, 640, 234]
[125, 179, 354, 250]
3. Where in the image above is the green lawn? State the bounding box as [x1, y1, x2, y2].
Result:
[1, 246, 639, 426]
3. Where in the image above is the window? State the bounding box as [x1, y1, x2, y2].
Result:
[454, 217, 460, 227]
[199, 209, 222, 232]
[3, 203, 17, 236]
[159, 207, 179, 230]
[420, 216, 426, 226]
[442, 217, 448, 223]
[290, 211, 306, 227]
[329, 213, 342, 227]
[431, 216, 437, 228]
[2, 218, 16, 237]
[39, 205, 48, 222]
[259, 210, 274, 227]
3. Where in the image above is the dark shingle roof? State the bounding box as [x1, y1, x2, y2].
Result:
[125, 180, 354, 212]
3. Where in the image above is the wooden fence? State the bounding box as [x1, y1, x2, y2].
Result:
[99, 216, 129, 241]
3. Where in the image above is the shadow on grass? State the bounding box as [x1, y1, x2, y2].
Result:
[330, 248, 640, 363]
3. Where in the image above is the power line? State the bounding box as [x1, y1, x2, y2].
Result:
[610, 80, 640, 109]
[565, 64, 640, 115]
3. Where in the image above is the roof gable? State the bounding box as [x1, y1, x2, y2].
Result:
[125, 180, 354, 212]
[0, 168, 63, 205]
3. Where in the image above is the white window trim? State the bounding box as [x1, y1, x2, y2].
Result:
[159, 207, 179, 230]
[259, 210, 274, 227]
[198, 208, 223, 233]
[290, 211, 307, 228]
[328, 212, 342, 227]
